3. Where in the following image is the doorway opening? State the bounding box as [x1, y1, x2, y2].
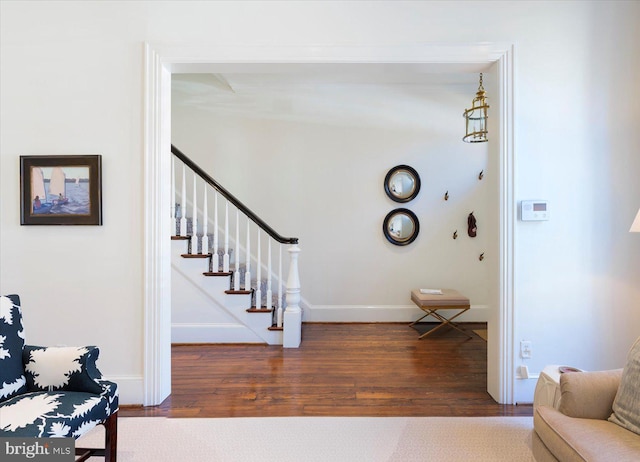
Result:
[143, 44, 515, 406]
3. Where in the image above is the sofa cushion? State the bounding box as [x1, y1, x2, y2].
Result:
[0, 390, 112, 438]
[0, 294, 28, 402]
[559, 369, 622, 420]
[535, 405, 640, 461]
[23, 345, 104, 395]
[609, 337, 640, 435]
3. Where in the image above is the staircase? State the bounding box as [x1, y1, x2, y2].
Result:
[170, 145, 302, 348]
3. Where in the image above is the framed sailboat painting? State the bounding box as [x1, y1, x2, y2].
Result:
[20, 155, 103, 225]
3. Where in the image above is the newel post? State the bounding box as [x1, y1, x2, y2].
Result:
[283, 244, 301, 348]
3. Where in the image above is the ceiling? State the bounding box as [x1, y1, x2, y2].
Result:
[172, 65, 491, 129]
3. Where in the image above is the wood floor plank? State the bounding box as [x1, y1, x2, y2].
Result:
[121, 322, 533, 418]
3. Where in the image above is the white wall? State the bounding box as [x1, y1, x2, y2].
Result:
[171, 76, 493, 323]
[1, 1, 639, 405]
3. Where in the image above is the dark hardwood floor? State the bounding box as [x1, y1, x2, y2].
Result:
[121, 322, 533, 418]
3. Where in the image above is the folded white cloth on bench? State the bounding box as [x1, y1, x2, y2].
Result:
[420, 289, 443, 295]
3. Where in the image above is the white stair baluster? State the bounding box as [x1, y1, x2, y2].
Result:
[255, 230, 262, 308]
[190, 172, 198, 254]
[201, 187, 209, 255]
[244, 220, 251, 291]
[277, 305, 283, 328]
[223, 201, 230, 272]
[266, 238, 272, 310]
[179, 164, 187, 237]
[212, 193, 219, 272]
[171, 156, 176, 235]
[234, 209, 240, 290]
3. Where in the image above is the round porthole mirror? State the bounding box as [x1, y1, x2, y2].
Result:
[384, 165, 421, 203]
[383, 208, 420, 246]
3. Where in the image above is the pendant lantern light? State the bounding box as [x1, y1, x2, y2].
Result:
[463, 73, 489, 143]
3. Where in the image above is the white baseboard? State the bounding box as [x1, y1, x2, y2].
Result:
[303, 304, 489, 323]
[171, 323, 265, 344]
[104, 375, 144, 406]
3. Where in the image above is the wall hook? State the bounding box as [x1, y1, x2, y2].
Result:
[479, 252, 485, 261]
[478, 170, 484, 180]
[444, 190, 449, 201]
[453, 230, 458, 240]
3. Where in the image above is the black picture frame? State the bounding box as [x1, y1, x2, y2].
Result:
[20, 155, 103, 225]
[384, 165, 421, 203]
[383, 208, 420, 246]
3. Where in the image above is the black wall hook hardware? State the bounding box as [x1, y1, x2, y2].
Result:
[444, 191, 449, 201]
[453, 230, 458, 240]
[479, 252, 485, 261]
[478, 170, 484, 180]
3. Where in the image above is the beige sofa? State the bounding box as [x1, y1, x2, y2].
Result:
[533, 340, 640, 461]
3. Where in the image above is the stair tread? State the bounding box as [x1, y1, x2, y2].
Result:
[226, 289, 251, 295]
[181, 253, 211, 259]
[247, 307, 274, 313]
[204, 272, 233, 277]
[171, 236, 190, 240]
[268, 326, 283, 331]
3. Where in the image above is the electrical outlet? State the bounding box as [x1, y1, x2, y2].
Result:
[520, 340, 532, 359]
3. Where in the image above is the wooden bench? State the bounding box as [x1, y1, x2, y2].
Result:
[410, 289, 471, 338]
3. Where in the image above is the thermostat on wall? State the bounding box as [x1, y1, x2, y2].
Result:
[521, 200, 549, 221]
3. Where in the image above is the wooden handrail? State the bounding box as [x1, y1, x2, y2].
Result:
[171, 145, 299, 245]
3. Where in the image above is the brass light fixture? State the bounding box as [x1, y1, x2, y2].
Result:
[463, 73, 489, 143]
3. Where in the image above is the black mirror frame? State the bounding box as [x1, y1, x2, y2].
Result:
[383, 208, 420, 246]
[384, 165, 421, 203]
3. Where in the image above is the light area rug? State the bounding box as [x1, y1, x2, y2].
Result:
[77, 416, 535, 461]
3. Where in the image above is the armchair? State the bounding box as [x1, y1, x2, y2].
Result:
[0, 294, 118, 461]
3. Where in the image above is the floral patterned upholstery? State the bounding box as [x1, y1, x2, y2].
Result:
[0, 294, 118, 460]
[1, 389, 117, 437]
[23, 345, 109, 394]
[0, 294, 27, 401]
